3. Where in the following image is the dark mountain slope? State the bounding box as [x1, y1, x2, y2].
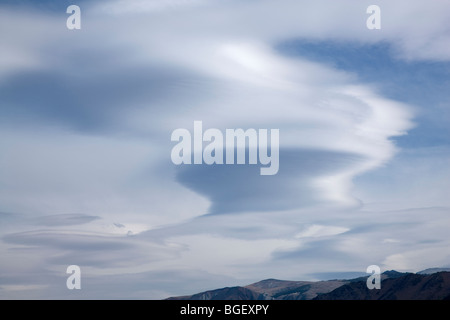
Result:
[167, 270, 450, 300]
[314, 272, 450, 300]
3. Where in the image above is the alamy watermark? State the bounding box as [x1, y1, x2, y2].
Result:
[66, 265, 81, 290]
[171, 121, 279, 175]
[367, 5, 381, 30]
[66, 5, 81, 30]
[366, 265, 381, 289]
[65, 4, 380, 31]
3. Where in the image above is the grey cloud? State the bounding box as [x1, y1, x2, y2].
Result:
[45, 245, 164, 268]
[3, 230, 133, 251]
[2, 229, 184, 270]
[343, 221, 419, 235]
[81, 269, 239, 299]
[272, 238, 355, 262]
[176, 149, 364, 214]
[0, 0, 103, 12]
[140, 212, 288, 241]
[1, 267, 238, 299]
[0, 212, 15, 219]
[34, 214, 100, 226]
[0, 66, 207, 133]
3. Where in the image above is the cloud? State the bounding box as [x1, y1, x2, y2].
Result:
[0, 2, 415, 213]
[294, 224, 349, 239]
[34, 214, 100, 226]
[176, 149, 364, 213]
[0, 0, 449, 299]
[2, 227, 186, 271]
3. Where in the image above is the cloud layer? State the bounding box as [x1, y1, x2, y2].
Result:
[0, 0, 449, 298]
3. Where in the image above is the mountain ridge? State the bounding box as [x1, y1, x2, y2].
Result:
[166, 269, 450, 300]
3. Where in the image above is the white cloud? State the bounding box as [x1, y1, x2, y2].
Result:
[295, 224, 349, 238]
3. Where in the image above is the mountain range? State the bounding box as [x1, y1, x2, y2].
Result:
[167, 268, 450, 300]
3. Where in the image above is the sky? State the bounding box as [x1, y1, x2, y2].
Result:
[0, 0, 449, 299]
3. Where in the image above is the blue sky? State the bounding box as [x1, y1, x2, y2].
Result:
[1, 0, 450, 299]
